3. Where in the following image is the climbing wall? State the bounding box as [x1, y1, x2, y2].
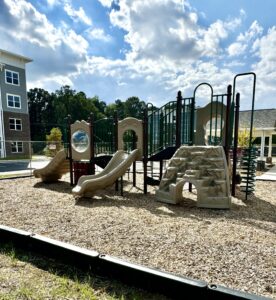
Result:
[156, 146, 231, 209]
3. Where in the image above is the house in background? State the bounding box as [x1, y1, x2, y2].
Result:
[0, 49, 32, 158]
[239, 109, 276, 159]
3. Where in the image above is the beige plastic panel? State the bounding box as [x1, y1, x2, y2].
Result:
[195, 102, 227, 146]
[118, 117, 143, 160]
[156, 146, 231, 209]
[72, 149, 140, 197]
[70, 120, 91, 161]
[33, 149, 70, 182]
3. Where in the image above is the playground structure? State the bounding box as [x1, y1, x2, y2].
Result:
[34, 72, 258, 206]
[33, 149, 69, 182]
[72, 149, 140, 197]
[156, 146, 231, 209]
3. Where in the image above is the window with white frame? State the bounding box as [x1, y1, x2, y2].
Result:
[7, 94, 21, 108]
[11, 141, 23, 153]
[9, 118, 22, 131]
[5, 70, 20, 85]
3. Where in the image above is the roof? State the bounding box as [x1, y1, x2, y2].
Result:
[0, 48, 32, 63]
[239, 109, 276, 129]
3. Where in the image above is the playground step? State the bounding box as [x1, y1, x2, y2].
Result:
[165, 167, 178, 177]
[185, 169, 199, 174]
[204, 157, 224, 161]
[190, 151, 205, 156]
[198, 165, 212, 169]
[186, 161, 198, 167]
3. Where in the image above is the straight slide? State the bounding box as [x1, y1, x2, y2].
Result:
[33, 149, 70, 182]
[72, 149, 140, 197]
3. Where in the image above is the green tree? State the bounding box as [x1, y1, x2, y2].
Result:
[45, 127, 63, 157]
[238, 129, 256, 148]
[105, 103, 117, 118]
[28, 88, 57, 141]
[124, 96, 146, 119]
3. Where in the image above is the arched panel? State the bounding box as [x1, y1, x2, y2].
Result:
[118, 117, 143, 160]
[195, 102, 227, 146]
[70, 120, 91, 161]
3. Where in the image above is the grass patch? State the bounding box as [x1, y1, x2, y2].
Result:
[0, 243, 168, 300]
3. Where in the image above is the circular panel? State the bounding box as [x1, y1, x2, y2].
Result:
[71, 130, 89, 153]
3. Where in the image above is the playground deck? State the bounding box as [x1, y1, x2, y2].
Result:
[0, 175, 275, 299]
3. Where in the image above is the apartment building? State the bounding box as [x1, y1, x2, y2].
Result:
[0, 49, 32, 158]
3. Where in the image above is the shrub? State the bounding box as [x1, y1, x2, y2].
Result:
[45, 127, 63, 157]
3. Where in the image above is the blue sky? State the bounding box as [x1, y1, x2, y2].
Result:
[0, 0, 275, 110]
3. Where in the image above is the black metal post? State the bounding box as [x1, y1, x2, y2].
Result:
[159, 160, 163, 181]
[120, 176, 123, 196]
[114, 111, 119, 192]
[67, 115, 73, 186]
[232, 93, 240, 196]
[89, 113, 95, 175]
[114, 111, 118, 151]
[189, 97, 195, 145]
[132, 130, 136, 187]
[224, 85, 232, 163]
[176, 91, 182, 148]
[143, 108, 148, 194]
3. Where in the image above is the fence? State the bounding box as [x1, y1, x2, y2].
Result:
[0, 140, 68, 179]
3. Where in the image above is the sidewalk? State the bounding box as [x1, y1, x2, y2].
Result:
[0, 160, 50, 177]
[256, 165, 276, 181]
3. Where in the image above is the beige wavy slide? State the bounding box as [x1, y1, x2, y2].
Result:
[72, 149, 140, 197]
[33, 149, 70, 182]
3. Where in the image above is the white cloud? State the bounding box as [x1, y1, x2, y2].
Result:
[0, 0, 91, 90]
[228, 42, 247, 57]
[76, 0, 245, 105]
[1, 0, 274, 109]
[237, 20, 263, 42]
[198, 20, 228, 57]
[46, 0, 61, 7]
[239, 8, 246, 18]
[2, 0, 61, 49]
[223, 61, 245, 68]
[227, 21, 263, 57]
[87, 28, 112, 42]
[64, 29, 89, 55]
[97, 0, 113, 8]
[29, 75, 74, 90]
[64, 2, 92, 25]
[253, 26, 276, 91]
[109, 0, 243, 66]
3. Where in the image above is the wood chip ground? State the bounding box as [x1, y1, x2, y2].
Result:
[0, 174, 275, 298]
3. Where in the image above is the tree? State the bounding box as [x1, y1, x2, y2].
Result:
[124, 96, 146, 119]
[105, 103, 117, 118]
[28, 88, 57, 141]
[238, 129, 256, 148]
[45, 127, 63, 157]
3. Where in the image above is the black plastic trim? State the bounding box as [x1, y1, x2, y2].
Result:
[0, 225, 271, 300]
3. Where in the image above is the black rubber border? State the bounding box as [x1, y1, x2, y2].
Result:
[0, 225, 271, 300]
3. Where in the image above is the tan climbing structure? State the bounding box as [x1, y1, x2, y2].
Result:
[156, 146, 231, 209]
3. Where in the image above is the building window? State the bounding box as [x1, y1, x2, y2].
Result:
[5, 70, 20, 85]
[9, 118, 22, 131]
[7, 94, 21, 109]
[11, 141, 23, 153]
